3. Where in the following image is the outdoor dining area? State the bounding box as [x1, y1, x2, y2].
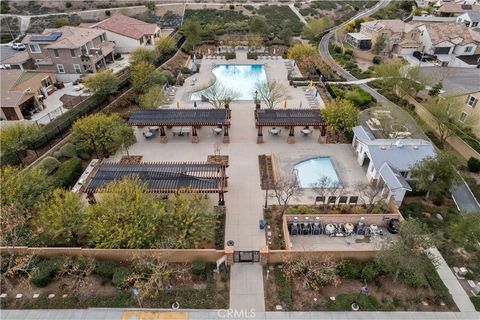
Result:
[128, 109, 232, 143]
[255, 109, 327, 144]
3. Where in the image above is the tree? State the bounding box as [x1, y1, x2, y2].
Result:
[155, 36, 176, 57]
[283, 256, 342, 290]
[357, 182, 385, 212]
[278, 26, 292, 46]
[428, 81, 442, 97]
[36, 189, 85, 246]
[197, 82, 239, 109]
[321, 99, 360, 141]
[162, 193, 216, 248]
[447, 213, 480, 248]
[182, 19, 201, 48]
[287, 43, 318, 63]
[0, 123, 41, 164]
[410, 152, 459, 200]
[71, 113, 135, 158]
[301, 17, 332, 44]
[145, 1, 155, 11]
[249, 16, 269, 35]
[86, 176, 166, 248]
[376, 218, 437, 284]
[139, 85, 167, 109]
[270, 174, 301, 214]
[311, 176, 332, 212]
[426, 96, 477, 146]
[372, 34, 387, 55]
[131, 61, 161, 93]
[254, 80, 286, 109]
[83, 70, 120, 98]
[129, 47, 157, 65]
[374, 62, 426, 96]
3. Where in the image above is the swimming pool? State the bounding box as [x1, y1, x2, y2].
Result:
[293, 157, 341, 188]
[192, 64, 267, 101]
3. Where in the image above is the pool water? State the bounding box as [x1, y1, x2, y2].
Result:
[192, 64, 267, 101]
[293, 157, 341, 188]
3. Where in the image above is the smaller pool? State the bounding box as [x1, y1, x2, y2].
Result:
[293, 157, 341, 188]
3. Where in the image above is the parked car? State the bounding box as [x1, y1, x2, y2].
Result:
[11, 43, 26, 51]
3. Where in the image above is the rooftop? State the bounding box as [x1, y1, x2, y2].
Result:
[128, 109, 231, 127]
[90, 14, 158, 40]
[421, 22, 475, 45]
[347, 32, 371, 41]
[255, 109, 325, 127]
[0, 70, 25, 109]
[362, 19, 419, 33]
[438, 3, 480, 13]
[23, 26, 105, 49]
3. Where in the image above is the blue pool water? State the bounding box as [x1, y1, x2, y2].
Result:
[294, 157, 341, 188]
[192, 64, 267, 101]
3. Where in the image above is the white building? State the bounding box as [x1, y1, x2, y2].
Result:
[90, 14, 161, 53]
[457, 12, 480, 27]
[352, 126, 436, 206]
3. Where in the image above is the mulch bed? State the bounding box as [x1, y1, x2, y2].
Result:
[119, 155, 142, 164]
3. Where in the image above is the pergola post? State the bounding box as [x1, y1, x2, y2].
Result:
[192, 126, 199, 143]
[218, 192, 225, 206]
[287, 126, 295, 144]
[160, 126, 168, 143]
[318, 125, 327, 144]
[223, 126, 230, 144]
[257, 126, 264, 144]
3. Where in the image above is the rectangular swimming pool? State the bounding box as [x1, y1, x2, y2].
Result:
[192, 64, 267, 101]
[293, 157, 341, 188]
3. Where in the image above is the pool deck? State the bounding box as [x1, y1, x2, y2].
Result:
[172, 50, 324, 110]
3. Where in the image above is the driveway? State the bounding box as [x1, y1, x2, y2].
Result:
[0, 45, 18, 61]
[419, 67, 480, 95]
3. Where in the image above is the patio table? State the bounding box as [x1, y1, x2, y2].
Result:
[148, 126, 160, 132]
[301, 129, 312, 135]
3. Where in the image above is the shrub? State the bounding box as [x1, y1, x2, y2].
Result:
[52, 151, 62, 159]
[244, 4, 254, 11]
[337, 259, 363, 279]
[361, 262, 380, 282]
[58, 142, 77, 158]
[229, 4, 235, 10]
[219, 264, 229, 282]
[112, 267, 133, 288]
[52, 157, 82, 188]
[65, 2, 72, 8]
[247, 52, 258, 60]
[467, 157, 480, 173]
[350, 206, 367, 215]
[158, 70, 175, 84]
[274, 266, 293, 309]
[471, 297, 480, 311]
[403, 270, 427, 288]
[37, 156, 61, 174]
[333, 46, 342, 54]
[372, 56, 382, 64]
[94, 260, 117, 280]
[31, 260, 59, 288]
[224, 52, 236, 60]
[191, 260, 207, 276]
[105, 10, 111, 16]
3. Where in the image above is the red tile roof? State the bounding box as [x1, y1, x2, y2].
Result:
[90, 14, 158, 40]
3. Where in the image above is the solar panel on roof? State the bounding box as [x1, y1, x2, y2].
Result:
[461, 4, 472, 9]
[30, 32, 63, 42]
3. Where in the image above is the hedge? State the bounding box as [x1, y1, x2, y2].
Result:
[31, 259, 59, 288]
[93, 260, 117, 280]
[52, 157, 82, 188]
[37, 156, 61, 174]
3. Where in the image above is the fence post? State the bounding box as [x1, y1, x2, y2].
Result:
[46, 134, 52, 148]
[57, 126, 63, 139]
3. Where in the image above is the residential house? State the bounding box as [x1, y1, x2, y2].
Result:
[451, 91, 480, 137]
[0, 51, 35, 71]
[434, 0, 480, 16]
[0, 69, 56, 121]
[457, 12, 480, 26]
[345, 33, 372, 50]
[22, 26, 115, 82]
[90, 14, 160, 53]
[359, 19, 422, 54]
[352, 125, 436, 206]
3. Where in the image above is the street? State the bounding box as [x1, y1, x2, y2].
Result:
[0, 45, 18, 61]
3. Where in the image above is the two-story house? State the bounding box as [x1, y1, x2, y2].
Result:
[90, 14, 161, 53]
[457, 12, 480, 26]
[22, 26, 115, 82]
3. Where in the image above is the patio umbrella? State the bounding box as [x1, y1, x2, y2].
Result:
[193, 101, 197, 108]
[284, 100, 288, 109]
[315, 89, 318, 97]
[309, 80, 313, 88]
[299, 101, 303, 108]
[192, 54, 196, 64]
[176, 101, 180, 109]
[208, 48, 211, 55]
[273, 48, 276, 55]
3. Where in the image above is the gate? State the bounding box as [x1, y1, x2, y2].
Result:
[234, 251, 260, 263]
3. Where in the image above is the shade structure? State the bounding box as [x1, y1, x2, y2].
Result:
[255, 109, 325, 127]
[128, 109, 230, 127]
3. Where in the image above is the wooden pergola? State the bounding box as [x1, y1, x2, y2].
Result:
[255, 109, 327, 143]
[128, 109, 231, 143]
[84, 161, 228, 205]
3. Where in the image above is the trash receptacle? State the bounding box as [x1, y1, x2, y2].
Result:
[259, 219, 265, 230]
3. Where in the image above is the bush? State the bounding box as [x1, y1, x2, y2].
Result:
[244, 4, 254, 11]
[159, 70, 175, 84]
[372, 56, 382, 64]
[471, 296, 480, 311]
[105, 10, 111, 16]
[52, 151, 62, 159]
[219, 264, 229, 282]
[247, 52, 258, 60]
[94, 260, 117, 280]
[229, 4, 235, 10]
[191, 260, 207, 276]
[58, 142, 78, 158]
[345, 87, 373, 108]
[337, 260, 363, 279]
[112, 267, 133, 288]
[52, 157, 82, 188]
[31, 260, 59, 288]
[37, 156, 61, 174]
[361, 262, 380, 282]
[274, 266, 293, 309]
[65, 1, 72, 8]
[467, 157, 480, 173]
[224, 52, 236, 60]
[403, 270, 427, 288]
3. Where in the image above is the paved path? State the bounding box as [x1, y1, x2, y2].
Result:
[451, 180, 480, 213]
[288, 3, 308, 24]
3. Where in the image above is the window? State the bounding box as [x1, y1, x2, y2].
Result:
[53, 49, 59, 57]
[56, 64, 65, 73]
[140, 37, 144, 45]
[100, 34, 105, 42]
[467, 95, 478, 107]
[411, 33, 416, 39]
[459, 112, 468, 122]
[73, 64, 82, 74]
[29, 44, 41, 53]
[465, 46, 473, 53]
[473, 22, 479, 27]
[81, 44, 88, 55]
[41, 76, 52, 88]
[70, 49, 76, 57]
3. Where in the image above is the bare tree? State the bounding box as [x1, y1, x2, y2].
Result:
[56, 257, 96, 289]
[283, 255, 343, 290]
[197, 82, 239, 109]
[358, 182, 385, 212]
[254, 80, 287, 109]
[270, 174, 302, 214]
[311, 176, 332, 212]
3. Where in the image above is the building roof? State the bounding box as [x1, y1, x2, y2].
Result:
[128, 109, 231, 127]
[84, 161, 227, 194]
[0, 50, 31, 65]
[362, 19, 419, 33]
[352, 125, 375, 141]
[90, 14, 158, 40]
[379, 163, 412, 191]
[422, 22, 475, 45]
[353, 126, 436, 172]
[437, 3, 480, 14]
[469, 27, 480, 42]
[0, 70, 24, 108]
[462, 11, 480, 21]
[255, 109, 325, 127]
[23, 26, 105, 49]
[347, 33, 371, 40]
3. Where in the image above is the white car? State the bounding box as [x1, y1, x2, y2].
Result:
[11, 42, 26, 51]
